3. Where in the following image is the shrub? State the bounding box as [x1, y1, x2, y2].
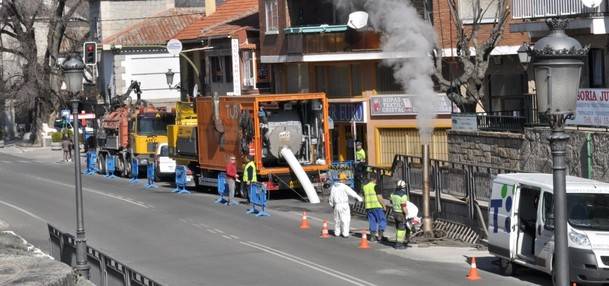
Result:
[51, 132, 63, 142]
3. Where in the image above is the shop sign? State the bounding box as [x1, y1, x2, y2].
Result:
[567, 88, 609, 127]
[329, 102, 366, 123]
[369, 94, 454, 116]
[451, 113, 478, 131]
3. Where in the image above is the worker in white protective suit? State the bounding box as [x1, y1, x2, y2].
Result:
[326, 180, 363, 238]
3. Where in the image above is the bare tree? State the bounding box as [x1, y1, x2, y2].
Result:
[433, 0, 510, 112]
[0, 0, 87, 144]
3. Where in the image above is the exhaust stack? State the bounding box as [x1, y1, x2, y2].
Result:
[422, 144, 433, 237]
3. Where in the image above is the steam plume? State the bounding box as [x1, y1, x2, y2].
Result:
[338, 0, 440, 144]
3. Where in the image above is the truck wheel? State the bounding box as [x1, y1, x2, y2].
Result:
[499, 258, 514, 276]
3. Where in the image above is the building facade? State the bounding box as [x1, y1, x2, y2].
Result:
[258, 0, 452, 167]
[175, 0, 260, 99]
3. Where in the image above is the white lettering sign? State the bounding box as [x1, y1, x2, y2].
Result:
[231, 39, 241, 96]
[567, 88, 609, 127]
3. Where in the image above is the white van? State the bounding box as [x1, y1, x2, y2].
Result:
[488, 173, 609, 284]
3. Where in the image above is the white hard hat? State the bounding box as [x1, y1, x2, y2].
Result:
[396, 180, 406, 188]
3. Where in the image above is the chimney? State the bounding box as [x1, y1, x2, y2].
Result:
[205, 0, 216, 16]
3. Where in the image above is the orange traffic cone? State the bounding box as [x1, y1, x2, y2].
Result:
[466, 257, 481, 281]
[299, 212, 310, 229]
[320, 220, 330, 238]
[359, 231, 370, 249]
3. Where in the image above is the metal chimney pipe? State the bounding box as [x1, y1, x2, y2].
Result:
[422, 144, 433, 237]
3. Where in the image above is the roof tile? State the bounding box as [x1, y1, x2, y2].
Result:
[103, 8, 204, 46]
[175, 0, 258, 41]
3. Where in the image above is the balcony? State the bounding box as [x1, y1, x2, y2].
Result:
[285, 25, 381, 55]
[512, 0, 606, 19]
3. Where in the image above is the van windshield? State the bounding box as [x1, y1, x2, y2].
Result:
[568, 193, 609, 231]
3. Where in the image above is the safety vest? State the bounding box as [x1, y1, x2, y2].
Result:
[363, 182, 382, 209]
[356, 149, 366, 161]
[390, 191, 409, 213]
[243, 161, 257, 183]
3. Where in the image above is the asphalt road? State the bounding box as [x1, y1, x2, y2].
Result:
[0, 151, 551, 286]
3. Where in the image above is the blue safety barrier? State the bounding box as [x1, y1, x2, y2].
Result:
[83, 151, 98, 175]
[129, 158, 139, 184]
[172, 165, 190, 194]
[246, 183, 270, 217]
[215, 172, 228, 205]
[144, 162, 158, 189]
[105, 155, 117, 179]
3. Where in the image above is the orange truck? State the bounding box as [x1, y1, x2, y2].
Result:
[178, 93, 331, 201]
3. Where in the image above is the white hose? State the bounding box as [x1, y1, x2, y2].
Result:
[280, 147, 320, 204]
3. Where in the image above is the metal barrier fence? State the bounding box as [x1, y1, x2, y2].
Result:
[364, 154, 524, 239]
[48, 224, 162, 286]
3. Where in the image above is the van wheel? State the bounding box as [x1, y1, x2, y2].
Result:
[499, 258, 515, 276]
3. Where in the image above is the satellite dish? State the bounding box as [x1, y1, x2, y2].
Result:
[582, 0, 602, 8]
[347, 11, 368, 30]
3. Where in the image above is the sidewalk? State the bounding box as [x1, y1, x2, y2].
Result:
[0, 219, 93, 286]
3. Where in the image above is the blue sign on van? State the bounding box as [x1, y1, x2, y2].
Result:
[490, 184, 514, 233]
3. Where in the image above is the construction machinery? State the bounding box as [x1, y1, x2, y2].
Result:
[96, 81, 175, 176]
[167, 101, 198, 184]
[173, 93, 331, 203]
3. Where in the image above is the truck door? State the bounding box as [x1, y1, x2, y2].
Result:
[509, 184, 521, 259]
[535, 191, 555, 270]
[488, 181, 519, 259]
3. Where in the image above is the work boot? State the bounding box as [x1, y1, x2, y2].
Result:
[378, 231, 385, 242]
[369, 233, 377, 242]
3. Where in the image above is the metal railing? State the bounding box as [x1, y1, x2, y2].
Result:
[476, 111, 527, 132]
[48, 224, 162, 286]
[365, 154, 525, 238]
[512, 0, 606, 19]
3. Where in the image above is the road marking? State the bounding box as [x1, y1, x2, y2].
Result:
[222, 235, 232, 240]
[214, 228, 224, 234]
[241, 241, 376, 286]
[0, 199, 45, 222]
[206, 229, 217, 234]
[30, 175, 151, 208]
[230, 235, 239, 239]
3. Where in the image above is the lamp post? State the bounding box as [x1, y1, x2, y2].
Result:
[62, 55, 89, 279]
[525, 18, 588, 285]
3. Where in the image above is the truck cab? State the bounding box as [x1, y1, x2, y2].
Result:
[488, 173, 609, 284]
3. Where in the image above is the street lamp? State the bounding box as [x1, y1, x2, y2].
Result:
[62, 55, 90, 279]
[529, 18, 588, 285]
[165, 68, 180, 90]
[517, 42, 531, 70]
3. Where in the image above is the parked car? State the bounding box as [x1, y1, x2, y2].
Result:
[155, 143, 176, 180]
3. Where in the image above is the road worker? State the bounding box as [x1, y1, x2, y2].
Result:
[326, 180, 363, 238]
[242, 155, 257, 201]
[363, 176, 387, 241]
[390, 180, 409, 249]
[354, 142, 367, 192]
[225, 155, 238, 205]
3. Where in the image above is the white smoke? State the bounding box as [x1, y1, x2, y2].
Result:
[337, 0, 440, 144]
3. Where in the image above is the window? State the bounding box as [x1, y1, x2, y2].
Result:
[543, 192, 553, 226]
[459, 0, 498, 23]
[589, 48, 605, 88]
[224, 56, 233, 83]
[211, 57, 223, 83]
[265, 0, 279, 33]
[243, 51, 254, 87]
[376, 64, 402, 93]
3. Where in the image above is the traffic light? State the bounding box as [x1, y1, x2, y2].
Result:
[83, 42, 97, 65]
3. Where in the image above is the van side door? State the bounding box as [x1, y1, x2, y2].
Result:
[488, 181, 519, 259]
[535, 191, 555, 271]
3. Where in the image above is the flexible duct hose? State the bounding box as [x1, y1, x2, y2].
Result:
[280, 147, 320, 204]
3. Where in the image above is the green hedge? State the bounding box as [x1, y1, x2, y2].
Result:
[51, 129, 74, 142]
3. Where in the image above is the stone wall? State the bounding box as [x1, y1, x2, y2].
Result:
[448, 127, 609, 182]
[448, 130, 524, 170]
